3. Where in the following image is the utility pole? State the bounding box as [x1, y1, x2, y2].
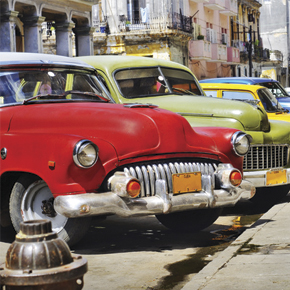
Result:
[286, 0, 289, 87]
[249, 25, 252, 77]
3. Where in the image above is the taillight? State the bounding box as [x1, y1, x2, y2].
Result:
[230, 170, 242, 186]
[126, 180, 141, 198]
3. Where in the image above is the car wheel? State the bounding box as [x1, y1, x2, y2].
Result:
[9, 174, 91, 246]
[155, 208, 222, 232]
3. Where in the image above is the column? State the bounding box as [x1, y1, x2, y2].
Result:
[0, 10, 19, 52]
[74, 26, 95, 56]
[54, 21, 75, 57]
[22, 16, 46, 53]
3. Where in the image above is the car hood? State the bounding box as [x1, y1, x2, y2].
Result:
[5, 102, 221, 161]
[118, 95, 270, 132]
[276, 96, 290, 111]
[267, 111, 290, 122]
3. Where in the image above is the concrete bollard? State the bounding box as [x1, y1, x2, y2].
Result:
[0, 219, 87, 289]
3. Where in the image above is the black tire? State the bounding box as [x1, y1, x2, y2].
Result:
[155, 208, 222, 232]
[250, 184, 290, 206]
[9, 174, 91, 246]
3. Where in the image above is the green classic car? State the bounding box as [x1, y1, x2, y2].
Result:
[78, 55, 290, 202]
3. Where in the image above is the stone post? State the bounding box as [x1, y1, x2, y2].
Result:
[0, 10, 19, 52]
[74, 26, 95, 56]
[22, 16, 46, 53]
[54, 21, 75, 57]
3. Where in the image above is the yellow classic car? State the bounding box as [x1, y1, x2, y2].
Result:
[200, 83, 290, 123]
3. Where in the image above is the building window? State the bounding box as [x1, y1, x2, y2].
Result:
[127, 0, 147, 22]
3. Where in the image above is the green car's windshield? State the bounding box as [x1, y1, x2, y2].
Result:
[114, 67, 204, 99]
[0, 69, 111, 106]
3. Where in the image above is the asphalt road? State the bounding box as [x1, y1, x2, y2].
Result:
[0, 200, 270, 290]
[74, 199, 267, 290]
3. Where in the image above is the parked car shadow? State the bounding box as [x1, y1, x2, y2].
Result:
[73, 193, 290, 254]
[222, 192, 290, 216]
[2, 194, 289, 254]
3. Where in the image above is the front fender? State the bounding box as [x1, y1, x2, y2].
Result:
[0, 133, 118, 195]
[193, 127, 245, 173]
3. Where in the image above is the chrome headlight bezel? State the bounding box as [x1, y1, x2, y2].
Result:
[73, 140, 99, 168]
[231, 132, 252, 157]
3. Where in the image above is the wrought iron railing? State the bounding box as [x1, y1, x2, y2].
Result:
[97, 12, 192, 34]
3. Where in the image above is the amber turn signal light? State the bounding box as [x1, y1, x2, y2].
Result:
[126, 180, 141, 198]
[229, 170, 242, 186]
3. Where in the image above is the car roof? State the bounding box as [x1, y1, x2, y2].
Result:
[0, 52, 94, 70]
[199, 77, 279, 84]
[78, 55, 193, 73]
[200, 83, 266, 92]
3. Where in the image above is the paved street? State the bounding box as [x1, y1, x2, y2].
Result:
[74, 215, 241, 290]
[183, 193, 290, 290]
[0, 200, 267, 290]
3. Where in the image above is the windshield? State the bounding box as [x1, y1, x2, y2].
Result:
[257, 81, 289, 98]
[114, 67, 204, 99]
[220, 88, 284, 112]
[0, 68, 111, 106]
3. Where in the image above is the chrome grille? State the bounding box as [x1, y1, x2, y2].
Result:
[123, 162, 218, 198]
[243, 144, 289, 170]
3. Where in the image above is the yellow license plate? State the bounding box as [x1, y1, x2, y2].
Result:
[266, 169, 287, 186]
[172, 172, 202, 194]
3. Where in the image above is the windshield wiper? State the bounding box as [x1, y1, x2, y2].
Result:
[63, 90, 110, 102]
[171, 87, 196, 95]
[23, 90, 110, 104]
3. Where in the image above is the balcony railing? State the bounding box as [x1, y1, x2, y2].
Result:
[227, 46, 240, 63]
[189, 39, 212, 60]
[204, 0, 226, 10]
[220, 0, 238, 16]
[95, 12, 193, 34]
[211, 43, 227, 61]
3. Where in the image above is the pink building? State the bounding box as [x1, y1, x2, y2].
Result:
[188, 0, 240, 79]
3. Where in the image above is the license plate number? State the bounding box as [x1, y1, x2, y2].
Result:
[266, 169, 287, 186]
[172, 172, 202, 194]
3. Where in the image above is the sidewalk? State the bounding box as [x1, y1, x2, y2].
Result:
[182, 194, 290, 290]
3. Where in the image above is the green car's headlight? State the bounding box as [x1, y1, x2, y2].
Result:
[73, 140, 99, 168]
[232, 132, 252, 156]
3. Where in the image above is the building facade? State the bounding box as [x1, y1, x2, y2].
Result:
[92, 0, 275, 80]
[0, 0, 97, 56]
[2, 0, 282, 81]
[92, 0, 193, 64]
[259, 0, 290, 86]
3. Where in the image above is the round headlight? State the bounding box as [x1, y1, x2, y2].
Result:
[73, 140, 99, 168]
[232, 132, 252, 156]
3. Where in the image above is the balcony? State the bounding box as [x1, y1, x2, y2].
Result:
[191, 0, 209, 3]
[189, 40, 212, 60]
[227, 46, 240, 63]
[95, 13, 193, 35]
[219, 0, 238, 16]
[211, 43, 227, 61]
[204, 0, 226, 10]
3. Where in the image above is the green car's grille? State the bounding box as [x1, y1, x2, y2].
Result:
[244, 145, 289, 170]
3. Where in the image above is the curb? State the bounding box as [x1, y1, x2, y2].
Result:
[181, 201, 288, 290]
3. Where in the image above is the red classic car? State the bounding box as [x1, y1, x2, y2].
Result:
[0, 53, 254, 245]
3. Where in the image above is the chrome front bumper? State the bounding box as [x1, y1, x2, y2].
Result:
[244, 168, 290, 188]
[54, 179, 255, 219]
